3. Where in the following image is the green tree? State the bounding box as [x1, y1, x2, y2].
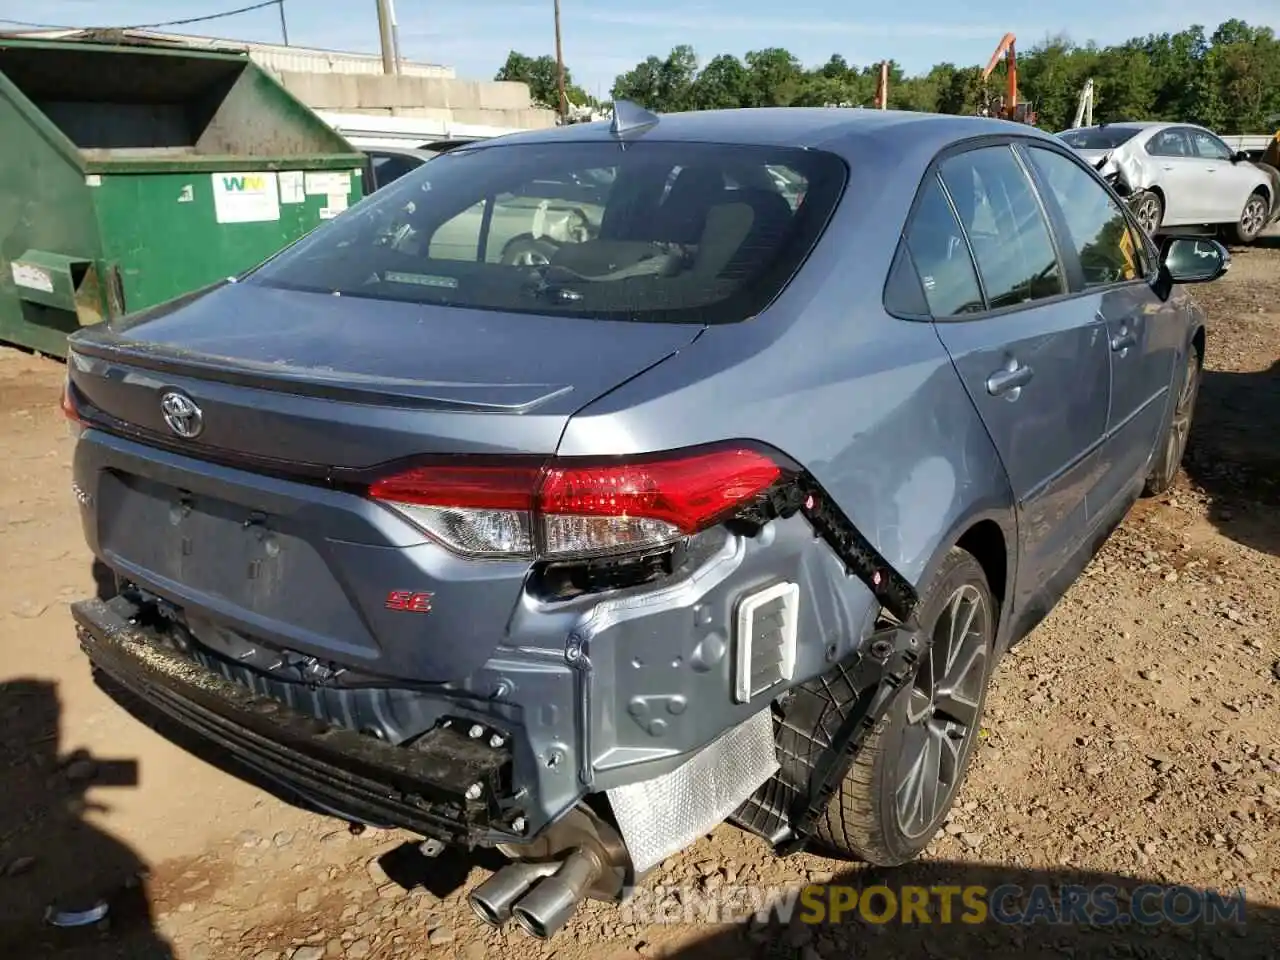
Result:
[595, 19, 1280, 135]
[691, 54, 751, 109]
[612, 45, 699, 111]
[744, 48, 805, 106]
[495, 50, 590, 110]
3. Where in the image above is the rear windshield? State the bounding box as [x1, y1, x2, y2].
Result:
[248, 139, 847, 323]
[1057, 127, 1142, 150]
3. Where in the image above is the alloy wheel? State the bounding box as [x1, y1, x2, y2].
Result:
[894, 584, 990, 840]
[1166, 357, 1199, 476]
[1134, 195, 1161, 236]
[1240, 197, 1267, 239]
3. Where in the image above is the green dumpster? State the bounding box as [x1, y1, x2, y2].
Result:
[0, 37, 365, 356]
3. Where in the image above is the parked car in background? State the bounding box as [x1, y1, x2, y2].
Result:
[66, 106, 1226, 943]
[362, 138, 485, 195]
[1058, 121, 1280, 243]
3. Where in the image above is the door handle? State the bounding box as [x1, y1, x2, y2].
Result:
[1161, 164, 1174, 171]
[1110, 328, 1137, 352]
[986, 358, 1034, 397]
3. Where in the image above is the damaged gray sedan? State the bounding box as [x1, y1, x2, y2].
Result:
[64, 104, 1226, 940]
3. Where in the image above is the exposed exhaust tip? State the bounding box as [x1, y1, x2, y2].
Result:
[512, 905, 552, 940]
[468, 895, 505, 928]
[466, 859, 561, 928]
[508, 847, 603, 941]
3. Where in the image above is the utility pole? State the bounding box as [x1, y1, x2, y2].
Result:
[375, 0, 398, 75]
[553, 0, 568, 122]
[277, 0, 289, 45]
[388, 0, 403, 73]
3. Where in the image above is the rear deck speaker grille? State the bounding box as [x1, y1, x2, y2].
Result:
[733, 581, 799, 703]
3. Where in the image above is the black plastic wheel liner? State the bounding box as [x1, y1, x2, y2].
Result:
[731, 473, 927, 850]
[730, 618, 924, 851]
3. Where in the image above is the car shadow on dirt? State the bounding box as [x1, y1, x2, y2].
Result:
[653, 859, 1279, 959]
[1184, 357, 1280, 556]
[0, 678, 174, 959]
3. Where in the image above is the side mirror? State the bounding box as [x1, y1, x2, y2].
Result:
[1232, 150, 1251, 164]
[1160, 236, 1231, 284]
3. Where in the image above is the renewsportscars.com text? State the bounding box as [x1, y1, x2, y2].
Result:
[617, 883, 1249, 927]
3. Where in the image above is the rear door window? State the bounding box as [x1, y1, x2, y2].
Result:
[1145, 129, 1193, 158]
[248, 140, 846, 324]
[939, 146, 1065, 310]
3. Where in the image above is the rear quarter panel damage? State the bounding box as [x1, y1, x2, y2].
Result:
[556, 134, 1019, 681]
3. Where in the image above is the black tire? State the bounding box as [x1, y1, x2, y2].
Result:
[1231, 190, 1269, 245]
[1143, 345, 1201, 497]
[500, 236, 558, 267]
[1130, 190, 1164, 237]
[814, 547, 996, 865]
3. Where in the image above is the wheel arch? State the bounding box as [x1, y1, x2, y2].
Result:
[955, 519, 1008, 621]
[907, 505, 1018, 655]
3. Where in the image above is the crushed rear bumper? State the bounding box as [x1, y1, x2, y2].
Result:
[71, 596, 521, 847]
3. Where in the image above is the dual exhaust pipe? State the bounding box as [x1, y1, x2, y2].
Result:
[468, 847, 604, 940]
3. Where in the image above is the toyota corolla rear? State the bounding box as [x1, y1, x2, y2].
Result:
[64, 128, 878, 938]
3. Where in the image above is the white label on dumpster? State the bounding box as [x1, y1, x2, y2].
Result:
[11, 262, 54, 294]
[279, 171, 305, 204]
[305, 171, 351, 197]
[212, 171, 281, 224]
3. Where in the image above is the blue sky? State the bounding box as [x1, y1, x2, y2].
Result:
[5, 0, 1279, 97]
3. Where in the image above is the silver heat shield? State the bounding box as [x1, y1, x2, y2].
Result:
[605, 706, 779, 875]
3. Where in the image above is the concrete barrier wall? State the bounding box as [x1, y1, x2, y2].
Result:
[274, 71, 558, 130]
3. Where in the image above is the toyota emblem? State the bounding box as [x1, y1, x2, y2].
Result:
[160, 390, 203, 439]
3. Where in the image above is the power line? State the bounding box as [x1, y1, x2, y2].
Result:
[0, 0, 284, 33]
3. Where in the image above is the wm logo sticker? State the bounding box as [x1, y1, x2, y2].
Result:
[221, 174, 269, 191]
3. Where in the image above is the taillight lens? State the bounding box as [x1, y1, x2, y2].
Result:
[61, 379, 85, 438]
[368, 465, 540, 559]
[367, 447, 782, 561]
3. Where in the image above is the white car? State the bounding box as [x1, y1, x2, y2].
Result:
[1058, 121, 1280, 243]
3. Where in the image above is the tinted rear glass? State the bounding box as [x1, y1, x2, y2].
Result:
[248, 139, 846, 323]
[1057, 127, 1142, 150]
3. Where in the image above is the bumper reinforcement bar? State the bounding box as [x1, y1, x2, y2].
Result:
[71, 597, 516, 846]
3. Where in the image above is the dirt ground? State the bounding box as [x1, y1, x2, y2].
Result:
[1, 245, 1277, 960]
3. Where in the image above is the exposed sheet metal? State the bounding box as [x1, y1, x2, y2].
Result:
[606, 707, 779, 875]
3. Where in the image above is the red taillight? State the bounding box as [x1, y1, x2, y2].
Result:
[541, 450, 781, 532]
[367, 447, 782, 560]
[62, 379, 85, 437]
[368, 465, 540, 511]
[61, 380, 80, 419]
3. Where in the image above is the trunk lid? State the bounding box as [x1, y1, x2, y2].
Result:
[68, 281, 703, 683]
[68, 280, 703, 465]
